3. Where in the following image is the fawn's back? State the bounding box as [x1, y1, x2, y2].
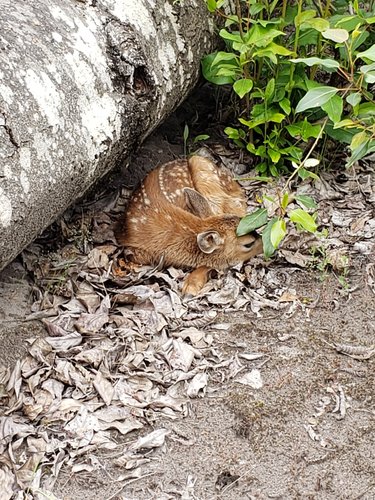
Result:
[116, 155, 262, 271]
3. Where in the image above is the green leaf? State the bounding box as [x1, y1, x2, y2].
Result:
[225, 127, 245, 147]
[360, 62, 375, 84]
[183, 124, 189, 142]
[279, 98, 291, 115]
[262, 217, 278, 258]
[363, 72, 375, 84]
[302, 18, 330, 33]
[321, 94, 343, 124]
[295, 195, 317, 210]
[347, 139, 375, 167]
[351, 31, 370, 52]
[326, 123, 359, 144]
[360, 62, 375, 73]
[193, 134, 210, 143]
[346, 92, 362, 107]
[290, 57, 340, 69]
[237, 208, 268, 236]
[334, 14, 364, 32]
[322, 28, 349, 42]
[270, 219, 287, 248]
[356, 44, 375, 62]
[246, 25, 285, 48]
[250, 3, 265, 16]
[232, 41, 250, 54]
[240, 109, 285, 129]
[233, 78, 253, 98]
[289, 209, 317, 233]
[286, 119, 321, 141]
[350, 131, 369, 152]
[333, 118, 358, 128]
[298, 167, 312, 180]
[281, 193, 289, 210]
[253, 44, 292, 64]
[295, 86, 339, 113]
[224, 127, 241, 139]
[258, 42, 293, 56]
[294, 10, 316, 28]
[211, 51, 239, 67]
[256, 161, 267, 173]
[201, 53, 236, 85]
[298, 28, 319, 47]
[252, 49, 277, 64]
[219, 29, 243, 43]
[357, 103, 375, 118]
[225, 15, 239, 27]
[270, 164, 279, 177]
[265, 78, 275, 102]
[206, 0, 217, 12]
[216, 65, 241, 77]
[268, 148, 281, 163]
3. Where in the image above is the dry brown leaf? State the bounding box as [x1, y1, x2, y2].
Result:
[130, 428, 169, 451]
[23, 389, 54, 420]
[186, 372, 208, 397]
[87, 247, 110, 270]
[64, 407, 99, 448]
[93, 371, 114, 406]
[76, 281, 101, 312]
[45, 331, 82, 351]
[0, 467, 14, 500]
[236, 369, 263, 389]
[167, 339, 196, 372]
[114, 453, 151, 469]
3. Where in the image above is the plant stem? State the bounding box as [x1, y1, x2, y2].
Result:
[288, 0, 302, 97]
[235, 0, 244, 40]
[324, 0, 332, 18]
[281, 0, 287, 20]
[283, 117, 328, 192]
[246, 0, 251, 32]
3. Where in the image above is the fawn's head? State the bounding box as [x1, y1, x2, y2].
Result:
[184, 187, 263, 268]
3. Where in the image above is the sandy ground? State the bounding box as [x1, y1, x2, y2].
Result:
[48, 263, 375, 500]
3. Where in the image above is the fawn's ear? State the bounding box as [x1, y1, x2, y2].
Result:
[197, 231, 224, 254]
[184, 188, 213, 218]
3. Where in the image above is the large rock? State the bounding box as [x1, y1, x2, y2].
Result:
[0, 0, 215, 270]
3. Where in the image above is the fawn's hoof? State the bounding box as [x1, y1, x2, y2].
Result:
[181, 279, 204, 296]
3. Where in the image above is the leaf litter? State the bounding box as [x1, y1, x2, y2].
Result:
[0, 149, 374, 498]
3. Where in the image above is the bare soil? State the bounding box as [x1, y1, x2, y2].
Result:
[52, 265, 375, 500]
[0, 88, 374, 500]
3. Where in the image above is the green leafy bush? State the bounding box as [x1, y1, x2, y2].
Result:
[202, 0, 375, 175]
[237, 157, 320, 257]
[202, 0, 375, 257]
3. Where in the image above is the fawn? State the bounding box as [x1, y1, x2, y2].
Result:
[116, 155, 263, 295]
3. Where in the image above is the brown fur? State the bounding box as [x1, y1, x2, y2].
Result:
[116, 155, 263, 294]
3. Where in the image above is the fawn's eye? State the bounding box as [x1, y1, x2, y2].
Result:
[243, 241, 254, 249]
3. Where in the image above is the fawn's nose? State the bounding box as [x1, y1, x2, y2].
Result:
[239, 233, 263, 255]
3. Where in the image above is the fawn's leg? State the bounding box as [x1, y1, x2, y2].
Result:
[182, 266, 211, 296]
